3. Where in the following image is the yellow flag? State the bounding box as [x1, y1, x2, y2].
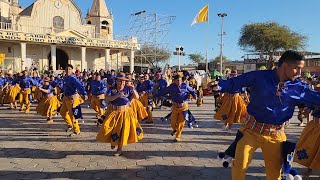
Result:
[191, 5, 209, 26]
[0, 54, 5, 65]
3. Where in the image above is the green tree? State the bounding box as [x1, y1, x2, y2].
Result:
[239, 22, 307, 69]
[211, 55, 229, 62]
[134, 45, 171, 67]
[188, 53, 205, 64]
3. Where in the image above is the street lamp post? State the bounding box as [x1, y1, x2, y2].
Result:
[173, 46, 186, 71]
[217, 13, 227, 75]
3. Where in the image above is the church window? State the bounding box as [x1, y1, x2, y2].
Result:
[102, 21, 109, 25]
[87, 21, 92, 24]
[101, 21, 109, 30]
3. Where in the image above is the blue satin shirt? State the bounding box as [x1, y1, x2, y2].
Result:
[218, 70, 320, 125]
[158, 79, 168, 90]
[90, 80, 107, 96]
[156, 83, 197, 104]
[42, 85, 53, 96]
[17, 76, 38, 88]
[137, 80, 154, 94]
[63, 75, 87, 96]
[106, 86, 133, 106]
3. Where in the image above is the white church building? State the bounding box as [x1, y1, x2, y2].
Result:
[0, 0, 139, 72]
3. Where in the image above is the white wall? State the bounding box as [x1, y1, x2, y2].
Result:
[17, 0, 94, 36]
[244, 64, 256, 73]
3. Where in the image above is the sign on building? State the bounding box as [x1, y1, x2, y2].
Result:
[0, 31, 140, 50]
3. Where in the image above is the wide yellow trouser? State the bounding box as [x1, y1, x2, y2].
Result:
[90, 96, 104, 117]
[60, 95, 83, 133]
[0, 89, 4, 104]
[294, 120, 320, 170]
[31, 86, 36, 100]
[140, 93, 153, 122]
[171, 104, 189, 138]
[36, 95, 61, 118]
[232, 126, 287, 180]
[19, 88, 31, 112]
[96, 106, 144, 146]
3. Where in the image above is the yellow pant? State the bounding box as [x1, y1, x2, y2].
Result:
[171, 104, 189, 138]
[31, 86, 36, 100]
[140, 93, 153, 121]
[196, 97, 203, 106]
[232, 126, 287, 180]
[0, 89, 4, 104]
[90, 96, 104, 117]
[19, 88, 31, 112]
[60, 95, 83, 133]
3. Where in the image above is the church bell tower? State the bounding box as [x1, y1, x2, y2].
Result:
[85, 0, 113, 40]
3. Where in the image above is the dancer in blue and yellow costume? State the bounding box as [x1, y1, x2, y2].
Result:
[90, 73, 107, 123]
[60, 64, 87, 137]
[214, 70, 248, 130]
[3, 72, 19, 109]
[16, 70, 38, 113]
[156, 74, 197, 142]
[96, 72, 144, 156]
[54, 74, 64, 101]
[126, 74, 148, 121]
[0, 72, 9, 106]
[31, 71, 42, 102]
[137, 74, 154, 123]
[50, 75, 60, 96]
[36, 77, 61, 123]
[218, 50, 320, 180]
[156, 74, 168, 107]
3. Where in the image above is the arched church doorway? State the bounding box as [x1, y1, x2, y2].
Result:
[48, 49, 69, 70]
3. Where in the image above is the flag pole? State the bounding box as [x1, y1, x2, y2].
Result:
[205, 4, 209, 73]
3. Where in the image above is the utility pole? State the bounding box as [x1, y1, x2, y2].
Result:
[217, 13, 227, 75]
[173, 46, 185, 71]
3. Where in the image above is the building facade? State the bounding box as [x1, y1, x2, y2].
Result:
[209, 60, 244, 74]
[0, 0, 139, 73]
[243, 51, 320, 74]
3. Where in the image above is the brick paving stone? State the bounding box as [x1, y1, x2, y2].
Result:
[23, 172, 49, 179]
[0, 173, 25, 179]
[155, 160, 175, 166]
[68, 171, 94, 179]
[15, 166, 43, 173]
[42, 167, 65, 173]
[136, 170, 158, 178]
[157, 169, 180, 178]
[173, 159, 194, 166]
[116, 160, 137, 167]
[152, 177, 172, 180]
[62, 166, 86, 172]
[136, 160, 156, 166]
[0, 97, 314, 180]
[146, 165, 168, 172]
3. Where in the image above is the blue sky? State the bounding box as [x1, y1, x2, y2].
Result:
[20, 0, 320, 65]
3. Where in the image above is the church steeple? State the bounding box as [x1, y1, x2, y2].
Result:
[85, 0, 113, 40]
[88, 0, 109, 17]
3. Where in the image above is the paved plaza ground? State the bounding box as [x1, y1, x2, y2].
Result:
[0, 96, 319, 180]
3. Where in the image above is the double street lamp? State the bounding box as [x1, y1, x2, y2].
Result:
[173, 46, 186, 71]
[217, 13, 227, 75]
